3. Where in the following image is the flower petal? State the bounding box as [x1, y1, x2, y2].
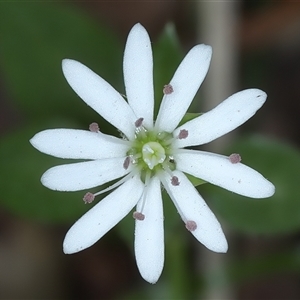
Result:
[175, 150, 275, 198]
[155, 44, 212, 132]
[62, 59, 137, 139]
[41, 157, 129, 191]
[134, 176, 164, 284]
[174, 89, 267, 148]
[30, 129, 129, 159]
[63, 175, 144, 254]
[160, 170, 228, 253]
[123, 23, 154, 129]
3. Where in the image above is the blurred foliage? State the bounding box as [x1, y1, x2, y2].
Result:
[203, 249, 300, 292]
[0, 2, 123, 123]
[178, 112, 202, 126]
[0, 2, 123, 222]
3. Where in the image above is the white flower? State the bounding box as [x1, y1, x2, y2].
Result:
[30, 23, 275, 284]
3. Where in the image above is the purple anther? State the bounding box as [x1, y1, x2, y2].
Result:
[163, 84, 174, 95]
[135, 118, 144, 128]
[133, 211, 145, 221]
[171, 176, 180, 186]
[83, 192, 95, 204]
[185, 220, 197, 231]
[178, 129, 188, 139]
[123, 156, 131, 170]
[89, 122, 99, 132]
[229, 153, 241, 164]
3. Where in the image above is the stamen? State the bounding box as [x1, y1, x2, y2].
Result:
[135, 124, 147, 139]
[89, 122, 99, 132]
[123, 156, 131, 170]
[133, 211, 145, 221]
[162, 163, 176, 178]
[162, 130, 189, 146]
[229, 153, 241, 164]
[178, 129, 188, 139]
[83, 192, 95, 204]
[169, 158, 175, 164]
[93, 170, 140, 198]
[171, 176, 180, 186]
[134, 171, 151, 219]
[135, 117, 144, 127]
[185, 220, 197, 231]
[163, 84, 174, 95]
[130, 153, 142, 164]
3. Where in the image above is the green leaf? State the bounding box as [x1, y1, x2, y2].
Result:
[206, 135, 300, 234]
[0, 121, 95, 223]
[153, 23, 183, 117]
[0, 2, 122, 122]
[205, 250, 300, 289]
[178, 112, 202, 127]
[186, 173, 206, 187]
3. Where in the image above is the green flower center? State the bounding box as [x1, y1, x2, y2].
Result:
[126, 125, 176, 180]
[142, 141, 166, 170]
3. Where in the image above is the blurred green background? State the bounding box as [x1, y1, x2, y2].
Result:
[1, 1, 300, 299]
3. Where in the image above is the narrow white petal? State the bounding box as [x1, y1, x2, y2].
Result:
[63, 175, 144, 253]
[135, 176, 164, 284]
[62, 59, 137, 139]
[174, 89, 267, 148]
[155, 44, 212, 132]
[30, 129, 129, 159]
[124, 23, 154, 129]
[160, 171, 227, 253]
[175, 150, 275, 198]
[41, 157, 129, 191]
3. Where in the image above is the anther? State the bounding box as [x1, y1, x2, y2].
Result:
[123, 156, 131, 170]
[229, 153, 241, 164]
[133, 211, 145, 221]
[163, 84, 173, 95]
[89, 122, 99, 132]
[135, 117, 144, 127]
[171, 176, 180, 186]
[169, 158, 175, 164]
[185, 220, 197, 231]
[178, 129, 188, 139]
[83, 192, 95, 204]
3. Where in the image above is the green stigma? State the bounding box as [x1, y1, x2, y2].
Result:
[142, 141, 166, 170]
